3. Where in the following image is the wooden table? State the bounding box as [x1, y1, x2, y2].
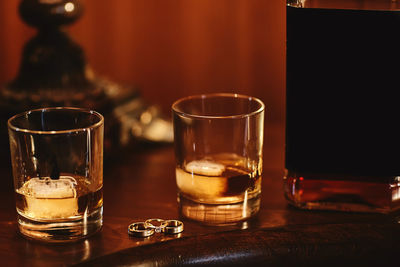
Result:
[0, 123, 399, 266]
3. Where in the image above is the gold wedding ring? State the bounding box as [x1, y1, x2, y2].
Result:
[128, 222, 155, 237]
[129, 218, 184, 237]
[163, 220, 184, 234]
[145, 218, 169, 233]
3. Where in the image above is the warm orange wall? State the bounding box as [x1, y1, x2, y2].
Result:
[0, 0, 285, 124]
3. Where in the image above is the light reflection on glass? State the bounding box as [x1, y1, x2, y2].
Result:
[391, 176, 400, 201]
[82, 240, 91, 261]
[65, 2, 75, 12]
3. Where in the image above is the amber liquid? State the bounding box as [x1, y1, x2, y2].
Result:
[284, 171, 400, 212]
[16, 175, 103, 221]
[176, 163, 261, 204]
[286, 1, 400, 212]
[176, 155, 261, 224]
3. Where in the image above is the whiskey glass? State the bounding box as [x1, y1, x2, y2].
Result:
[8, 107, 104, 242]
[172, 93, 265, 225]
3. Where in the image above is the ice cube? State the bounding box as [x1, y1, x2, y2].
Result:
[185, 160, 225, 176]
[176, 160, 227, 200]
[176, 168, 227, 200]
[18, 176, 78, 219]
[22, 176, 77, 198]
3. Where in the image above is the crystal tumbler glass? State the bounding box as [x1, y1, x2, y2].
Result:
[8, 107, 104, 242]
[172, 93, 265, 225]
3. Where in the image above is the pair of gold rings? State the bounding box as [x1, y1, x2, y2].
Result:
[128, 218, 184, 237]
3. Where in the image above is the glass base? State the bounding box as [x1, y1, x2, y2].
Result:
[17, 206, 103, 242]
[284, 170, 400, 213]
[178, 193, 260, 225]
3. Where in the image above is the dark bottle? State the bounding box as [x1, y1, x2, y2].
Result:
[285, 0, 400, 213]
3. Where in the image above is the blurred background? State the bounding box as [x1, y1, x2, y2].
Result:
[0, 0, 285, 168]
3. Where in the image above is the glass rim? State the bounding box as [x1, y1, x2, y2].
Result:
[7, 107, 104, 135]
[172, 93, 265, 119]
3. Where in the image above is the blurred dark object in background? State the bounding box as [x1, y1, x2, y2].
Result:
[0, 0, 173, 161]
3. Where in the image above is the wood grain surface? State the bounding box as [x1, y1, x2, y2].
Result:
[0, 0, 285, 123]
